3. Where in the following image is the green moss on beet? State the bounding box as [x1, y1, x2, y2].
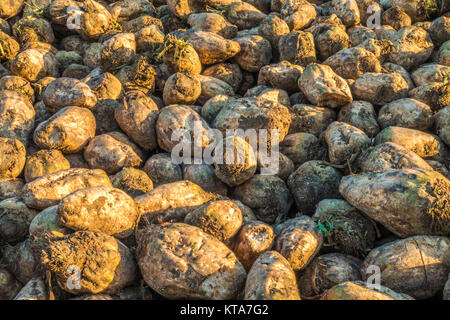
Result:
[424, 174, 450, 233]
[401, 170, 450, 234]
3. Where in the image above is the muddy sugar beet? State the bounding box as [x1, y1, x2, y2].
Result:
[0, 0, 449, 301]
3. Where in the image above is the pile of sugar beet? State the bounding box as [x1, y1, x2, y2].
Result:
[0, 0, 449, 301]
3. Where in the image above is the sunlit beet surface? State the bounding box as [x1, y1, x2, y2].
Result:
[0, 0, 449, 302]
